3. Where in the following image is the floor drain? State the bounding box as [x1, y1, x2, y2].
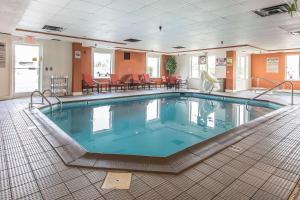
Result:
[102, 172, 132, 190]
[230, 145, 242, 152]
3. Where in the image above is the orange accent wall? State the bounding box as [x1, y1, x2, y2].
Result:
[72, 46, 171, 93]
[251, 52, 300, 90]
[226, 51, 236, 90]
[81, 47, 92, 76]
[72, 43, 83, 93]
[115, 50, 146, 80]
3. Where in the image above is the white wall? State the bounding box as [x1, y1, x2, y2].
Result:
[175, 51, 227, 90]
[208, 51, 226, 79]
[41, 40, 72, 94]
[175, 54, 203, 90]
[0, 34, 73, 100]
[0, 34, 12, 99]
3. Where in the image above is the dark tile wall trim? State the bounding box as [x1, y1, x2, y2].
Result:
[24, 92, 297, 174]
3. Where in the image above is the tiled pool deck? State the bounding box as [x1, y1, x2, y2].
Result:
[1, 89, 300, 200]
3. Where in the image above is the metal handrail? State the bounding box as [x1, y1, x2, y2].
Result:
[42, 89, 63, 111]
[251, 77, 281, 91]
[246, 81, 294, 110]
[29, 90, 53, 112]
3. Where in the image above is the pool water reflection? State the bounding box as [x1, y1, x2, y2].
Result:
[45, 95, 275, 157]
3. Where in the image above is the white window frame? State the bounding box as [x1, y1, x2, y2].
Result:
[146, 54, 161, 78]
[93, 52, 112, 79]
[190, 56, 200, 78]
[286, 55, 300, 81]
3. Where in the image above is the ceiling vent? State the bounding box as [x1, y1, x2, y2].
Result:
[173, 46, 185, 49]
[42, 25, 64, 32]
[280, 23, 300, 35]
[253, 3, 289, 17]
[124, 38, 141, 42]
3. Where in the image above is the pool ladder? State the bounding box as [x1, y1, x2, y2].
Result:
[246, 81, 294, 111]
[29, 89, 62, 112]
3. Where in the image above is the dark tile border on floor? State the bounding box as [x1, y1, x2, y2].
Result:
[24, 92, 297, 174]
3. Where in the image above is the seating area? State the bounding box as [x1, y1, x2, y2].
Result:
[82, 73, 186, 93]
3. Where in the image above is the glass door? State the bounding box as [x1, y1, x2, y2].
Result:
[14, 44, 41, 95]
[236, 55, 250, 91]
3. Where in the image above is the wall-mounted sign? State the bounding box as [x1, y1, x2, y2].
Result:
[266, 57, 279, 73]
[216, 58, 226, 66]
[227, 57, 233, 65]
[74, 50, 81, 59]
[0, 42, 5, 68]
[199, 56, 206, 64]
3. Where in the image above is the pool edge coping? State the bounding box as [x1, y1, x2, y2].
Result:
[24, 91, 297, 174]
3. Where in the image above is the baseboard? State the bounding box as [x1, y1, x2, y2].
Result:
[72, 92, 82, 96]
[0, 95, 12, 101]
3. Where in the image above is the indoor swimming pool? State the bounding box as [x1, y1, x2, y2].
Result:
[41, 93, 281, 157]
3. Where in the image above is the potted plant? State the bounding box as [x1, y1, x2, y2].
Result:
[288, 0, 298, 17]
[166, 56, 177, 76]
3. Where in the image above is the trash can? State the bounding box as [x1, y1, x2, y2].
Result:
[217, 78, 226, 92]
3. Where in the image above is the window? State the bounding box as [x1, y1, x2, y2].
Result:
[147, 100, 160, 121]
[189, 101, 199, 124]
[235, 105, 249, 126]
[93, 53, 112, 78]
[147, 55, 160, 78]
[286, 55, 300, 80]
[191, 56, 200, 78]
[93, 106, 112, 133]
[207, 112, 215, 128]
[207, 56, 216, 75]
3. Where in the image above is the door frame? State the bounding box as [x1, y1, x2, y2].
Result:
[12, 42, 43, 98]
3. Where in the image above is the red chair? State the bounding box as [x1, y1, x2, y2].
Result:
[130, 74, 143, 89]
[167, 75, 179, 89]
[160, 75, 168, 87]
[143, 74, 157, 89]
[109, 74, 125, 91]
[82, 73, 99, 93]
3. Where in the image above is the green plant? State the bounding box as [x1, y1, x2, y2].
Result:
[166, 56, 177, 75]
[288, 0, 298, 17]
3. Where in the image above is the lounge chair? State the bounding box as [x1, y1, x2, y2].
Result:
[160, 75, 168, 87]
[130, 74, 143, 89]
[142, 74, 157, 89]
[167, 75, 180, 89]
[82, 73, 99, 93]
[109, 74, 125, 91]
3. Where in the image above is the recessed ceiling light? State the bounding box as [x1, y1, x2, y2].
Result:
[124, 38, 141, 42]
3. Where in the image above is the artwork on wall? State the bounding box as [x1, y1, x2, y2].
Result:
[74, 50, 81, 59]
[199, 56, 206, 64]
[266, 57, 279, 73]
[216, 58, 226, 66]
[0, 42, 5, 68]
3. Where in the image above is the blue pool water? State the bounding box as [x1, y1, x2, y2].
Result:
[43, 93, 280, 157]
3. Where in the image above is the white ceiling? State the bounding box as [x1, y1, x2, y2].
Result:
[0, 0, 30, 33]
[8, 0, 300, 52]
